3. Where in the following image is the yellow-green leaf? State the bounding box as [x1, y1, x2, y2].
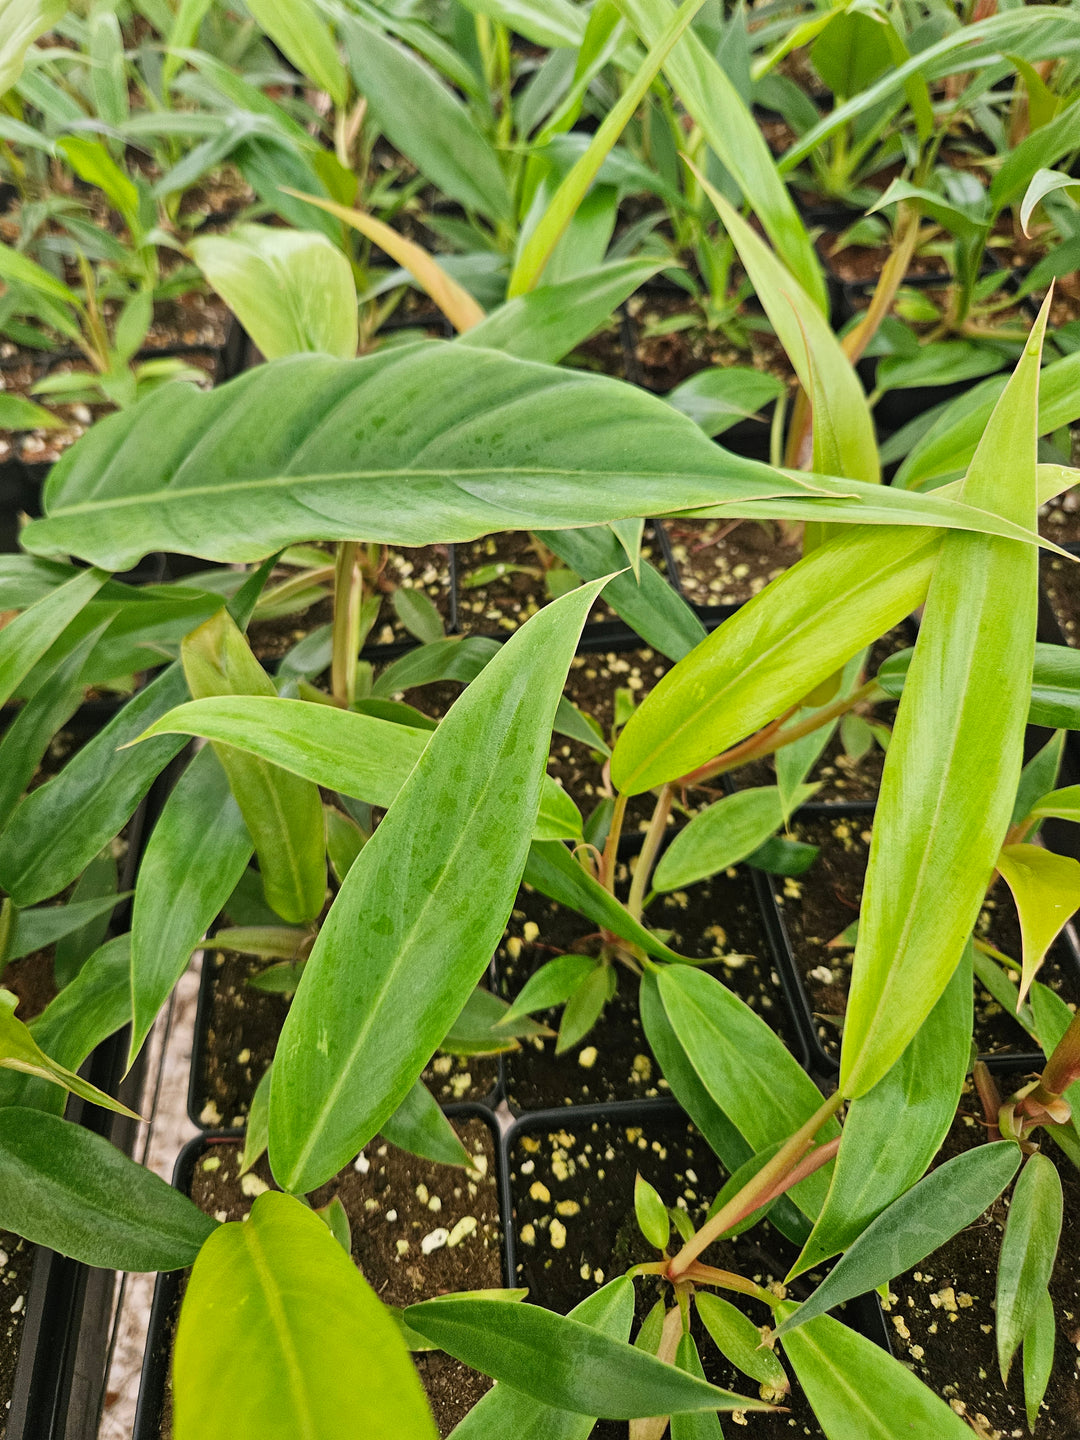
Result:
[996, 843, 1080, 1004]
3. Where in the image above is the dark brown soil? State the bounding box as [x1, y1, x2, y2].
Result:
[158, 1120, 502, 1437]
[1040, 489, 1080, 547]
[508, 1110, 832, 1437]
[1042, 551, 1080, 645]
[0, 1235, 34, 1427]
[498, 863, 792, 1111]
[884, 1083, 1080, 1437]
[772, 814, 1080, 1063]
[661, 518, 800, 607]
[192, 949, 498, 1129]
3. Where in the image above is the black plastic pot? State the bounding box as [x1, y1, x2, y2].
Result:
[132, 1103, 510, 1440]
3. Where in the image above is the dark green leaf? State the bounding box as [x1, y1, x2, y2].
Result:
[997, 1153, 1063, 1383]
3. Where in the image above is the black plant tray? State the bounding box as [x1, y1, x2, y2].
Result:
[133, 1103, 511, 1440]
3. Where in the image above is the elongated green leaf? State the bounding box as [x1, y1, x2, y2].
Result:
[654, 786, 818, 892]
[191, 225, 358, 360]
[182, 611, 325, 924]
[0, 393, 61, 430]
[0, 934, 131, 1114]
[777, 1142, 1021, 1338]
[779, 1307, 980, 1439]
[443, 985, 549, 1053]
[614, 0, 825, 313]
[670, 1332, 723, 1440]
[0, 1106, 214, 1268]
[455, 0, 586, 48]
[657, 966, 838, 1215]
[1020, 167, 1080, 236]
[996, 844, 1080, 1004]
[343, 16, 511, 225]
[243, 0, 347, 104]
[403, 1297, 767, 1417]
[458, 261, 662, 365]
[381, 1081, 470, 1168]
[789, 949, 973, 1280]
[536, 525, 706, 661]
[696, 1292, 787, 1394]
[0, 0, 65, 93]
[53, 847, 118, 988]
[0, 986, 136, 1117]
[449, 1277, 635, 1440]
[667, 368, 785, 438]
[1023, 1287, 1056, 1432]
[136, 695, 583, 843]
[5, 892, 127, 967]
[524, 840, 686, 962]
[501, 954, 597, 1022]
[839, 301, 1048, 1099]
[129, 744, 253, 1064]
[698, 180, 876, 485]
[1030, 784, 1080, 822]
[269, 578, 609, 1192]
[879, 641, 1080, 731]
[0, 565, 106, 710]
[0, 662, 191, 907]
[240, 1064, 273, 1175]
[174, 1189, 435, 1440]
[997, 1153, 1063, 1383]
[22, 346, 1047, 572]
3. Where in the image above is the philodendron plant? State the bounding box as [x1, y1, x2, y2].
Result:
[0, 270, 1078, 1437]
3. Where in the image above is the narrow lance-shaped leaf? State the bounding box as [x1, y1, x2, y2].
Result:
[1023, 1288, 1056, 1432]
[878, 641, 1080, 733]
[182, 611, 325, 925]
[670, 1332, 723, 1440]
[839, 297, 1050, 1099]
[0, 1107, 215, 1270]
[775, 1141, 1022, 1338]
[997, 1153, 1063, 1384]
[242, 0, 348, 105]
[994, 844, 1080, 1005]
[0, 564, 107, 710]
[129, 744, 253, 1065]
[0, 987, 139, 1118]
[653, 785, 819, 892]
[53, 846, 118, 988]
[20, 346, 1058, 573]
[268, 577, 611, 1193]
[696, 1292, 788, 1394]
[380, 1080, 471, 1169]
[173, 1190, 436, 1440]
[136, 695, 584, 844]
[403, 1297, 769, 1417]
[0, 0, 66, 93]
[448, 1277, 635, 1440]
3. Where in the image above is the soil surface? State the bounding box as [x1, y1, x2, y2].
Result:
[772, 813, 1080, 1064]
[155, 1121, 502, 1437]
[497, 863, 793, 1111]
[661, 517, 800, 608]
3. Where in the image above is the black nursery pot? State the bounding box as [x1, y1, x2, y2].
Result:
[504, 1099, 889, 1440]
[133, 1104, 511, 1440]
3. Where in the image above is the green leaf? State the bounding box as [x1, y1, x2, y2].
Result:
[997, 1153, 1063, 1384]
[458, 261, 662, 365]
[788, 949, 973, 1280]
[698, 181, 877, 485]
[22, 347, 1045, 574]
[53, 847, 118, 988]
[635, 1172, 671, 1250]
[0, 985, 136, 1116]
[653, 786, 819, 892]
[57, 136, 140, 229]
[995, 844, 1080, 1004]
[242, 0, 348, 106]
[839, 299, 1049, 1099]
[696, 1292, 788, 1394]
[1013, 731, 1065, 827]
[501, 953, 597, 1022]
[1022, 1287, 1056, 1433]
[776, 1141, 1021, 1338]
[1030, 784, 1080, 823]
[0, 564, 107, 711]
[454, 0, 586, 48]
[268, 577, 610, 1193]
[443, 986, 548, 1054]
[555, 965, 615, 1051]
[657, 965, 839, 1217]
[240, 1063, 273, 1175]
[392, 586, 445, 645]
[779, 1307, 979, 1439]
[0, 662, 192, 907]
[0, 393, 61, 430]
[129, 745, 253, 1064]
[343, 16, 512, 226]
[0, 0, 65, 93]
[0, 1107, 214, 1269]
[879, 641, 1080, 732]
[1020, 167, 1080, 236]
[667, 368, 785, 438]
[182, 611, 325, 924]
[670, 1331, 724, 1440]
[614, 0, 826, 314]
[876, 341, 1007, 394]
[190, 225, 358, 360]
[136, 696, 583, 843]
[536, 525, 706, 661]
[325, 803, 366, 884]
[403, 1297, 767, 1417]
[173, 1190, 436, 1440]
[448, 1277, 635, 1440]
[380, 1080, 471, 1168]
[523, 840, 687, 963]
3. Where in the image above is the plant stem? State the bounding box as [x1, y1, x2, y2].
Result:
[331, 541, 363, 708]
[627, 783, 673, 920]
[601, 792, 628, 894]
[679, 1262, 778, 1306]
[667, 1089, 844, 1278]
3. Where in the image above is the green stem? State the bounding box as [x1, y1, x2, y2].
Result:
[627, 784, 673, 921]
[601, 792, 628, 895]
[331, 541, 363, 708]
